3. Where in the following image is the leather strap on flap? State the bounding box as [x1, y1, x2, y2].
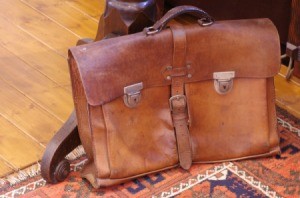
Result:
[170, 26, 192, 170]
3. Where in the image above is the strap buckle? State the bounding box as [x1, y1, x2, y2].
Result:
[169, 95, 187, 112]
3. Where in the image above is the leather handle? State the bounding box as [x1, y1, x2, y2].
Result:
[144, 5, 214, 35]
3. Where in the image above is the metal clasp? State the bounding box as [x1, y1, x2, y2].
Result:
[198, 18, 214, 27]
[144, 26, 159, 35]
[213, 71, 235, 94]
[123, 82, 143, 108]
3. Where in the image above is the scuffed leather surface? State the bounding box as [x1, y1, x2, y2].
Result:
[101, 86, 178, 179]
[68, 57, 93, 159]
[69, 18, 280, 106]
[68, 16, 281, 187]
[89, 105, 110, 178]
[186, 78, 274, 161]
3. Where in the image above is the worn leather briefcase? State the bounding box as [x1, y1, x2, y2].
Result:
[68, 6, 281, 188]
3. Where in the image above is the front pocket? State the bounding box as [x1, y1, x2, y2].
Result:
[186, 78, 271, 162]
[102, 86, 178, 179]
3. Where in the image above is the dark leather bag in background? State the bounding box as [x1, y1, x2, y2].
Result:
[167, 0, 291, 43]
[68, 6, 281, 188]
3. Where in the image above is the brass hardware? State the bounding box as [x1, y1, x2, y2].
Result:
[198, 18, 214, 26]
[161, 64, 194, 80]
[123, 82, 143, 108]
[166, 66, 173, 70]
[213, 71, 235, 94]
[144, 26, 159, 35]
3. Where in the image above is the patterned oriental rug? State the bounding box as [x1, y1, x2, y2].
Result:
[0, 108, 299, 198]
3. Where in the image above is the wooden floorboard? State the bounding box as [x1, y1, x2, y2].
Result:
[0, 45, 73, 121]
[275, 66, 300, 118]
[21, 0, 99, 38]
[0, 0, 80, 57]
[0, 16, 70, 86]
[0, 161, 13, 178]
[0, 116, 44, 170]
[65, 0, 103, 20]
[0, 78, 63, 146]
[0, 0, 102, 176]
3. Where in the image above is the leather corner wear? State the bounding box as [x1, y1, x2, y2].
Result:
[68, 6, 281, 188]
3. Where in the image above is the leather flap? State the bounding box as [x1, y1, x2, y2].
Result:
[69, 18, 280, 106]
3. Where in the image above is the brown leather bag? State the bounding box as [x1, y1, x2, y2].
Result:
[68, 6, 281, 188]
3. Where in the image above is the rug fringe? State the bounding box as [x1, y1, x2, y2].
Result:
[3, 163, 41, 186]
[277, 117, 300, 136]
[65, 145, 86, 161]
[0, 145, 86, 187]
[0, 159, 88, 198]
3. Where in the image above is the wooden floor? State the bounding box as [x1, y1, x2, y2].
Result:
[0, 0, 103, 177]
[0, 0, 300, 178]
[275, 66, 300, 118]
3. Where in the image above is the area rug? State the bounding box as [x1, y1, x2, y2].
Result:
[0, 108, 299, 198]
